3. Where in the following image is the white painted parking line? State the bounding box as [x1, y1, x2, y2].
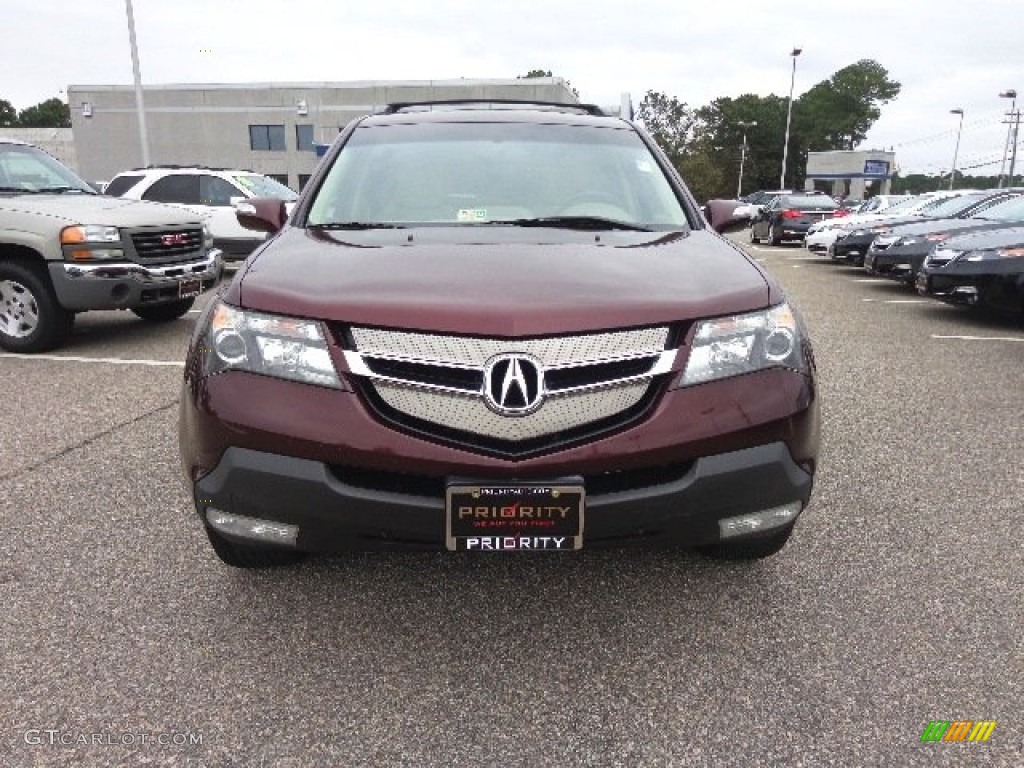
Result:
[853, 278, 890, 283]
[0, 353, 184, 367]
[861, 298, 929, 304]
[785, 255, 823, 261]
[188, 309, 203, 314]
[931, 334, 1024, 343]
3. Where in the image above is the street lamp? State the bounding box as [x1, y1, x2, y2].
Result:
[780, 47, 802, 190]
[948, 109, 964, 190]
[736, 120, 757, 198]
[999, 90, 1020, 187]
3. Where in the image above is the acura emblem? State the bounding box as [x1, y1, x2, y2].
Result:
[483, 354, 544, 416]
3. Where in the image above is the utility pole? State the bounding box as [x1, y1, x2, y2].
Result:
[998, 90, 1016, 188]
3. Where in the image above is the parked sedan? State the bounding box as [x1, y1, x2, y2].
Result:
[805, 194, 920, 254]
[864, 191, 1024, 282]
[830, 190, 988, 265]
[750, 194, 840, 245]
[917, 224, 1024, 314]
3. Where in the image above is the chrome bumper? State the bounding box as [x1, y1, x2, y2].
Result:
[61, 250, 222, 283]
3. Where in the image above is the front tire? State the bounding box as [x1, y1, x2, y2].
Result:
[204, 525, 307, 569]
[699, 523, 795, 560]
[131, 297, 195, 322]
[0, 261, 73, 353]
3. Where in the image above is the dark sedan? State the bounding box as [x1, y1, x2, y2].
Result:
[864, 191, 1024, 283]
[917, 225, 1024, 314]
[830, 190, 998, 265]
[750, 193, 840, 245]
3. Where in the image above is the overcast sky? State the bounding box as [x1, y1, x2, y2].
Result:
[4, 0, 1020, 176]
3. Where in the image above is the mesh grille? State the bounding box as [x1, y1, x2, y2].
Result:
[351, 326, 669, 366]
[373, 381, 650, 441]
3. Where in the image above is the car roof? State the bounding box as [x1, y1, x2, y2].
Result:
[360, 106, 627, 129]
[0, 138, 31, 146]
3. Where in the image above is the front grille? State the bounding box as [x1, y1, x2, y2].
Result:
[344, 325, 677, 457]
[129, 228, 204, 260]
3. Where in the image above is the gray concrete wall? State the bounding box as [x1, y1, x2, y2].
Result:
[68, 79, 578, 188]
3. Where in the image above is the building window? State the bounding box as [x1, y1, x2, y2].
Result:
[267, 174, 290, 188]
[249, 124, 286, 151]
[296, 124, 315, 152]
[298, 174, 312, 190]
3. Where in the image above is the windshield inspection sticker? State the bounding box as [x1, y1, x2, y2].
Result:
[457, 208, 488, 222]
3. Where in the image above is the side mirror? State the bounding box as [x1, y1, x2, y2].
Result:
[235, 197, 288, 234]
[704, 199, 748, 234]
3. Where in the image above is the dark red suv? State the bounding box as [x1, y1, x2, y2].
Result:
[178, 101, 820, 567]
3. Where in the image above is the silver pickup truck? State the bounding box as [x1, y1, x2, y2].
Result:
[0, 138, 222, 352]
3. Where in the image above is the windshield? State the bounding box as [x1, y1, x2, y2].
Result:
[883, 196, 925, 214]
[972, 193, 1024, 221]
[920, 193, 987, 217]
[233, 174, 298, 200]
[307, 122, 689, 230]
[0, 143, 95, 194]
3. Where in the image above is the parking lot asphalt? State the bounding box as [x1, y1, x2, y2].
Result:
[2, 242, 1021, 767]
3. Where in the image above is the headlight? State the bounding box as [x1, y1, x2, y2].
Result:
[60, 224, 124, 261]
[202, 225, 214, 249]
[960, 246, 1024, 262]
[199, 301, 344, 389]
[680, 303, 807, 386]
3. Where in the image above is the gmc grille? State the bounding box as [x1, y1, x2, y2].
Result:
[129, 228, 204, 260]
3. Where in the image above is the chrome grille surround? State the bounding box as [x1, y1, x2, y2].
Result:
[345, 326, 675, 442]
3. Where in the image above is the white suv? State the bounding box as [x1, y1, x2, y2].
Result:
[105, 167, 298, 261]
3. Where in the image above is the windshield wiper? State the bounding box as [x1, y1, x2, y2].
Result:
[488, 216, 651, 232]
[311, 221, 407, 230]
[37, 186, 93, 194]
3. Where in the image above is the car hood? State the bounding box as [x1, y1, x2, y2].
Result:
[232, 227, 773, 336]
[0, 193, 204, 227]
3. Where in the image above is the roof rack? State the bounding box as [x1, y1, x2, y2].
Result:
[381, 99, 608, 117]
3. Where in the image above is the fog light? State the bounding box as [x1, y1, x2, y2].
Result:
[719, 502, 802, 539]
[206, 508, 298, 546]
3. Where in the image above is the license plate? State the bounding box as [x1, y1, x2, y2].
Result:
[445, 480, 585, 551]
[179, 278, 202, 299]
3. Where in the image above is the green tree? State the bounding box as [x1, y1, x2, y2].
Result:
[796, 60, 901, 151]
[635, 90, 696, 168]
[695, 93, 789, 195]
[17, 97, 71, 128]
[0, 99, 17, 127]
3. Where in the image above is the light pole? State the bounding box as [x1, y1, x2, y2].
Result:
[948, 108, 964, 190]
[736, 120, 757, 198]
[125, 0, 150, 167]
[780, 47, 802, 190]
[999, 90, 1020, 187]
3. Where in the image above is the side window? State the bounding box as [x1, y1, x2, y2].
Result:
[267, 173, 290, 188]
[141, 175, 199, 204]
[104, 174, 145, 197]
[199, 175, 242, 206]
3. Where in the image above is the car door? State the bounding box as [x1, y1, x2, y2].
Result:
[757, 198, 779, 238]
[198, 174, 257, 241]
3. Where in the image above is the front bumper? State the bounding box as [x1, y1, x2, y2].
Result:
[181, 365, 819, 552]
[49, 250, 223, 311]
[831, 235, 873, 263]
[864, 246, 927, 281]
[193, 441, 814, 552]
[917, 263, 1024, 311]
